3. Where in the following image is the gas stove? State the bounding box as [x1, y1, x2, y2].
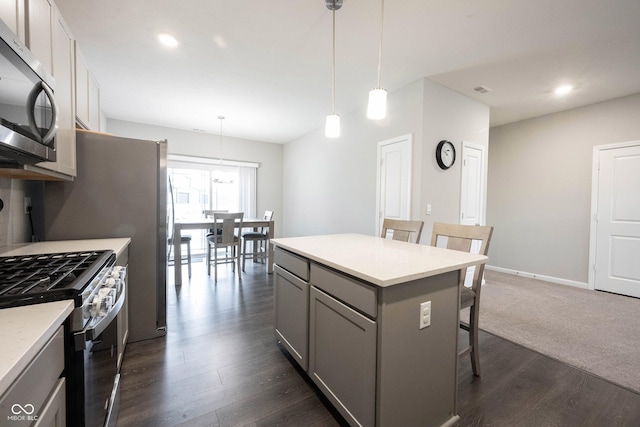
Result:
[0, 250, 115, 309]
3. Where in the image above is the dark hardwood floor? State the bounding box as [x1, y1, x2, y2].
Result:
[116, 261, 640, 427]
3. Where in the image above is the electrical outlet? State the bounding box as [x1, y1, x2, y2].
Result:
[419, 301, 431, 329]
[24, 197, 31, 214]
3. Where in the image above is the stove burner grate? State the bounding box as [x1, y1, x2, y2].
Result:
[0, 250, 115, 308]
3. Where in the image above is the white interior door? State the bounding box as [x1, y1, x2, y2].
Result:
[376, 135, 412, 237]
[460, 142, 486, 285]
[593, 143, 640, 297]
[460, 141, 485, 226]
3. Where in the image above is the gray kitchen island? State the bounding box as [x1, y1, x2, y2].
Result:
[271, 233, 488, 427]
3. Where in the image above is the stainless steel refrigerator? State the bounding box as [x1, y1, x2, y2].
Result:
[45, 129, 167, 343]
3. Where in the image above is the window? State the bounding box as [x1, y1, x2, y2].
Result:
[168, 155, 258, 256]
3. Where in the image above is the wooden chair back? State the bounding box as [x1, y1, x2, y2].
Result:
[430, 222, 493, 288]
[381, 218, 424, 244]
[203, 209, 228, 218]
[213, 212, 244, 246]
[259, 210, 274, 233]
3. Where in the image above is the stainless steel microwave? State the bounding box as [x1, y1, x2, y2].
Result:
[0, 18, 57, 165]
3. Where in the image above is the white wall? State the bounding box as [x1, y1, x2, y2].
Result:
[420, 81, 490, 233]
[282, 78, 490, 240]
[487, 92, 640, 284]
[282, 79, 424, 237]
[106, 119, 284, 235]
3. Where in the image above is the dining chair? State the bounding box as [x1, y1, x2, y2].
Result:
[241, 210, 273, 271]
[167, 235, 192, 278]
[203, 209, 229, 217]
[430, 222, 493, 377]
[380, 218, 424, 244]
[206, 212, 244, 282]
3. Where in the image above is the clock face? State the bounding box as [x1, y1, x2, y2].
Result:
[436, 140, 456, 170]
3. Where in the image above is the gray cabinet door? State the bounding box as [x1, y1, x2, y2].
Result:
[274, 265, 309, 370]
[309, 286, 376, 427]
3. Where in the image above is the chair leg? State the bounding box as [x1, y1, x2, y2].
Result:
[186, 241, 191, 278]
[469, 304, 481, 377]
[214, 245, 218, 282]
[206, 242, 211, 276]
[242, 239, 247, 271]
[237, 245, 242, 279]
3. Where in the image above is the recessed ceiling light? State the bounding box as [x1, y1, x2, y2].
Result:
[213, 35, 227, 49]
[158, 33, 178, 48]
[554, 84, 573, 96]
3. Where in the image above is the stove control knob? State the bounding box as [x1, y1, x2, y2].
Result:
[90, 295, 101, 318]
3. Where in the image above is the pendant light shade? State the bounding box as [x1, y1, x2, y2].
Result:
[325, 0, 342, 138]
[367, 88, 387, 120]
[325, 114, 340, 138]
[367, 0, 387, 120]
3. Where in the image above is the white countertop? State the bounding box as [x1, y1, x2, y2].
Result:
[271, 233, 488, 286]
[0, 238, 131, 395]
[0, 238, 131, 259]
[0, 300, 74, 394]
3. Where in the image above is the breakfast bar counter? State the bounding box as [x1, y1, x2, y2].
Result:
[271, 234, 487, 427]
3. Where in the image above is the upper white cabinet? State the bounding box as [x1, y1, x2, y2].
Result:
[0, 0, 26, 42]
[75, 45, 100, 131]
[88, 72, 100, 131]
[25, 0, 53, 72]
[36, 4, 76, 177]
[0, 0, 100, 179]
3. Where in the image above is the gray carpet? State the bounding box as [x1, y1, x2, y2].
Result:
[468, 270, 640, 394]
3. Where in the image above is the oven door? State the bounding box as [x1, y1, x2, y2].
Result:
[75, 281, 125, 427]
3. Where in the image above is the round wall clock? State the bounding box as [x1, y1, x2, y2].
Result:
[436, 140, 456, 170]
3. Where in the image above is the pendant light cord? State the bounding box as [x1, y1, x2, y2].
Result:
[376, 0, 384, 88]
[331, 6, 336, 114]
[218, 115, 224, 164]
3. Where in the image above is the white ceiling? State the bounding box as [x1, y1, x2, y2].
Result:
[54, 0, 640, 144]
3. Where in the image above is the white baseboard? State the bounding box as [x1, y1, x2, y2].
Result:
[485, 265, 589, 290]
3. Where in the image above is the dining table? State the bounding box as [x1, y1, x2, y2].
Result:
[172, 217, 275, 286]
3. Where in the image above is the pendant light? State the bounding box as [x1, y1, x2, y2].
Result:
[325, 0, 342, 138]
[367, 0, 387, 120]
[217, 115, 225, 164]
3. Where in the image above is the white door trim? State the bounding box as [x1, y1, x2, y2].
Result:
[588, 140, 640, 291]
[375, 134, 413, 236]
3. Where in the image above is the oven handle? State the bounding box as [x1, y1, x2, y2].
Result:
[74, 281, 125, 350]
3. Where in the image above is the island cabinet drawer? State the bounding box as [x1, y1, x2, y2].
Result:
[0, 326, 65, 422]
[275, 247, 309, 281]
[310, 263, 377, 318]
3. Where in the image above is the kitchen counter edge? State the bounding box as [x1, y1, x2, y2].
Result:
[0, 237, 131, 259]
[0, 300, 74, 396]
[271, 233, 487, 287]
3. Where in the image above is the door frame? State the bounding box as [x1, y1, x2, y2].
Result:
[375, 134, 413, 236]
[588, 140, 640, 291]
